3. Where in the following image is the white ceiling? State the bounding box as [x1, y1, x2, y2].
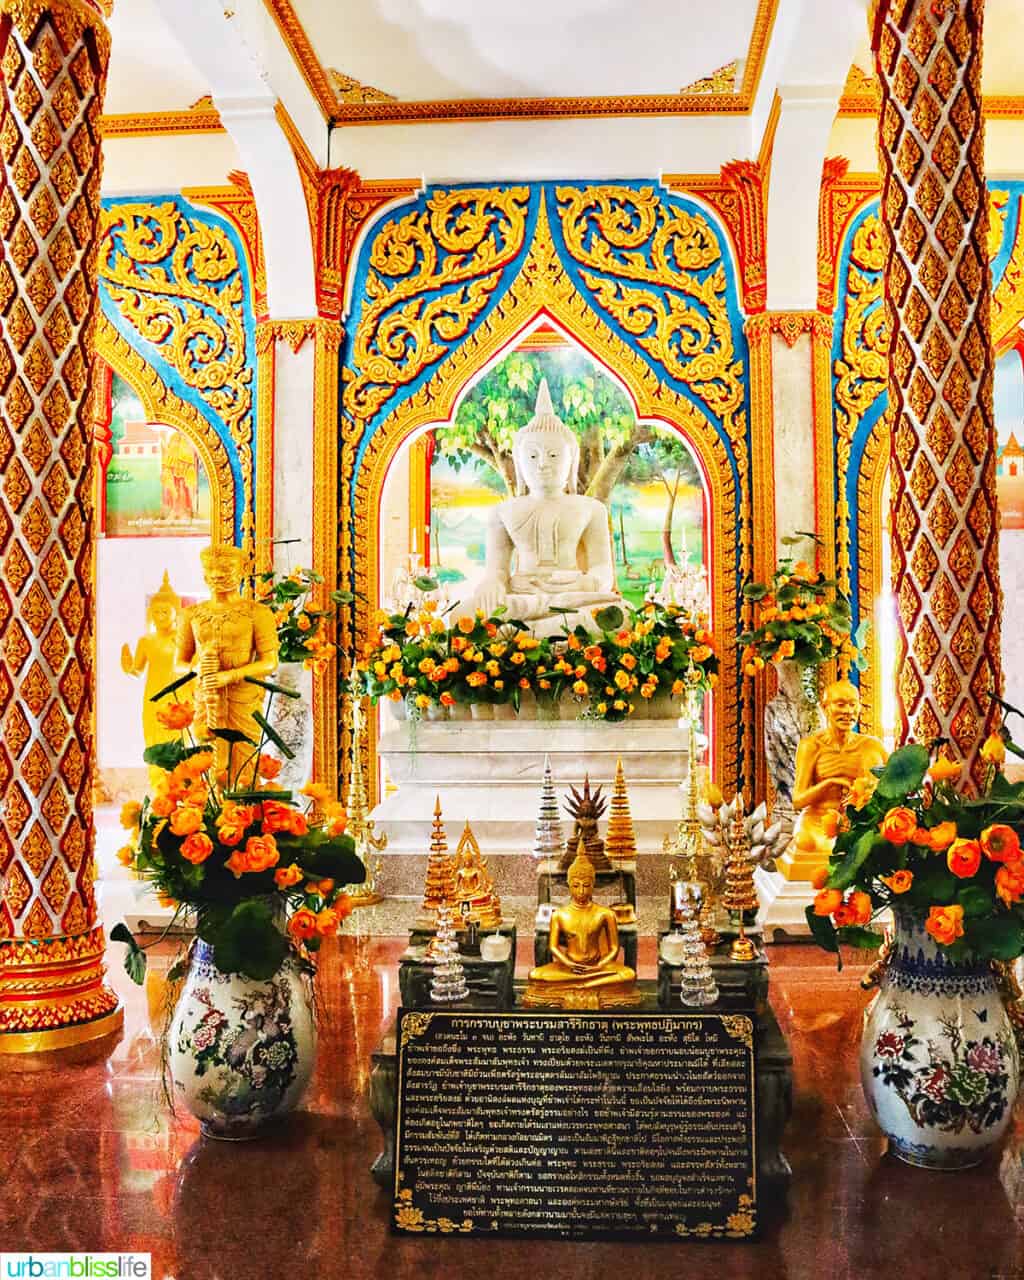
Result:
[290, 0, 760, 100]
[104, 0, 210, 114]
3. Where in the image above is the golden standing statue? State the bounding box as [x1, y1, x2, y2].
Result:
[176, 545, 278, 774]
[121, 571, 186, 788]
[775, 679, 887, 882]
[523, 842, 641, 1009]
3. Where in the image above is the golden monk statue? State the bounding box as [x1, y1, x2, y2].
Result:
[523, 842, 641, 1009]
[176, 545, 278, 774]
[775, 679, 887, 882]
[122, 571, 186, 788]
[466, 379, 621, 637]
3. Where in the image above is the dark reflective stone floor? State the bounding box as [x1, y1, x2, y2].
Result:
[2, 935, 1023, 1279]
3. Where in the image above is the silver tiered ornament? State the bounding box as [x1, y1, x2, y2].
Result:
[664, 700, 720, 945]
[429, 904, 469, 1004]
[676, 883, 719, 1008]
[532, 753, 563, 861]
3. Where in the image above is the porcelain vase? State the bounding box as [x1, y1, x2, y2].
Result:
[861, 913, 1020, 1169]
[169, 940, 316, 1140]
[267, 661, 313, 791]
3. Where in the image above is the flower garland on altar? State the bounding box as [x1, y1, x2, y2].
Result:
[354, 600, 719, 723]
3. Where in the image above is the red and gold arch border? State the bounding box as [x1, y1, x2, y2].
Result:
[342, 197, 746, 802]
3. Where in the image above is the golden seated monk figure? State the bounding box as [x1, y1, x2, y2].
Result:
[523, 841, 641, 1009]
[775, 678, 887, 883]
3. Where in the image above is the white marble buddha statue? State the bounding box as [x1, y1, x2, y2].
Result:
[467, 379, 621, 636]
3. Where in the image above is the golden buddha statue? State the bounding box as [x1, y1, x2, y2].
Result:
[176, 545, 279, 774]
[775, 678, 887, 882]
[121, 571, 186, 788]
[523, 841, 641, 1009]
[452, 821, 502, 930]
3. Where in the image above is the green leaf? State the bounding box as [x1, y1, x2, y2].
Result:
[828, 829, 882, 890]
[244, 676, 302, 699]
[142, 740, 189, 771]
[251, 711, 295, 759]
[968, 915, 1024, 961]
[957, 884, 993, 919]
[413, 576, 439, 592]
[223, 788, 294, 803]
[742, 583, 768, 601]
[805, 906, 842, 969]
[210, 900, 289, 980]
[876, 743, 930, 799]
[330, 590, 355, 604]
[210, 727, 257, 746]
[594, 605, 624, 632]
[835, 925, 883, 950]
[148, 670, 198, 703]
[110, 923, 147, 985]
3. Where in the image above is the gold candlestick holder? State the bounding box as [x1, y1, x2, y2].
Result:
[723, 798, 758, 963]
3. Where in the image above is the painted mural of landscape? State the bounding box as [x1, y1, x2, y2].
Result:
[427, 340, 706, 610]
[105, 373, 211, 538]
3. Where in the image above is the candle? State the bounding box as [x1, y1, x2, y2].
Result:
[481, 933, 511, 962]
[660, 932, 687, 965]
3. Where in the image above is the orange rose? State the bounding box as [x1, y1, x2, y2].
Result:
[150, 792, 175, 818]
[120, 801, 142, 830]
[996, 861, 1024, 906]
[257, 754, 282, 780]
[981, 733, 1007, 766]
[274, 863, 304, 889]
[116, 844, 135, 868]
[928, 756, 961, 783]
[181, 751, 214, 777]
[926, 822, 957, 851]
[880, 807, 918, 845]
[848, 775, 878, 810]
[821, 809, 841, 840]
[810, 866, 831, 890]
[299, 781, 332, 803]
[925, 904, 965, 946]
[813, 888, 843, 917]
[980, 824, 1021, 864]
[155, 700, 194, 730]
[169, 805, 203, 837]
[242, 834, 279, 874]
[333, 893, 352, 921]
[261, 800, 295, 834]
[947, 838, 981, 879]
[288, 907, 318, 941]
[881, 869, 914, 894]
[439, 692, 455, 707]
[314, 908, 338, 936]
[834, 891, 872, 927]
[456, 616, 475, 634]
[287, 811, 309, 836]
[217, 823, 246, 847]
[180, 832, 214, 864]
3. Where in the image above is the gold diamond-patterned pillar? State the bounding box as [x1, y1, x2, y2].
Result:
[0, 0, 122, 1057]
[872, 0, 1001, 784]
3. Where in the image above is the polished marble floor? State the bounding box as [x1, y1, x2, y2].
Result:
[3, 934, 1024, 1280]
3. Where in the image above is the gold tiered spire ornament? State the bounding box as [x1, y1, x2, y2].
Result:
[452, 821, 502, 930]
[560, 776, 611, 871]
[606, 758, 637, 865]
[417, 796, 455, 925]
[345, 692, 387, 908]
[722, 794, 759, 963]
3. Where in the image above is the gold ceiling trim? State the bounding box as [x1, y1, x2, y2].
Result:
[328, 68, 395, 104]
[263, 0, 778, 126]
[99, 107, 225, 138]
[680, 59, 740, 96]
[838, 65, 1024, 120]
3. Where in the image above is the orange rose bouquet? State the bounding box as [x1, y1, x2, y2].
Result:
[113, 676, 364, 984]
[254, 566, 351, 671]
[808, 724, 1024, 966]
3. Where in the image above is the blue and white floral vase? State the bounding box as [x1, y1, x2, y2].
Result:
[861, 912, 1020, 1169]
[169, 940, 317, 1140]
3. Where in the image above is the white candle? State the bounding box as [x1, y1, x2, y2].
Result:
[481, 933, 511, 962]
[660, 932, 687, 965]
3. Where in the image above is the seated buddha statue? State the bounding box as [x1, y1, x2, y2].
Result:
[523, 842, 641, 1009]
[775, 678, 888, 883]
[466, 379, 622, 637]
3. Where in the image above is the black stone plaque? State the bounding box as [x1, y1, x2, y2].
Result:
[393, 1008, 758, 1241]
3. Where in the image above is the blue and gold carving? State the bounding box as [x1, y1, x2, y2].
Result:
[97, 197, 259, 551]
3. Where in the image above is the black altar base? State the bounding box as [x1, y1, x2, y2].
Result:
[368, 980, 792, 1223]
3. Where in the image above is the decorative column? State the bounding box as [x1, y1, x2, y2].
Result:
[0, 0, 121, 1056]
[872, 0, 1001, 782]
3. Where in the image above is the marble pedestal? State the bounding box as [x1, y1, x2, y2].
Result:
[755, 866, 815, 941]
[371, 715, 689, 899]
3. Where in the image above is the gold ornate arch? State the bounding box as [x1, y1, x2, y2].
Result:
[346, 201, 744, 793]
[94, 314, 236, 546]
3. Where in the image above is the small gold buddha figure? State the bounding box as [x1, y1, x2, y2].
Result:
[466, 379, 621, 636]
[775, 678, 888, 882]
[176, 545, 279, 774]
[452, 821, 502, 930]
[523, 841, 641, 1009]
[122, 571, 187, 788]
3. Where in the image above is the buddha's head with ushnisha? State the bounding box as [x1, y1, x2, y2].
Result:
[512, 378, 580, 498]
[147, 570, 180, 630]
[566, 839, 596, 904]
